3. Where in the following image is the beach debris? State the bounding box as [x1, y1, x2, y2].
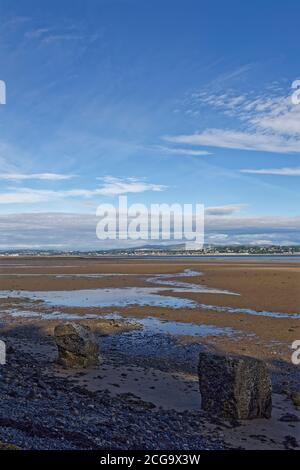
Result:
[54, 322, 99, 368]
[198, 351, 272, 420]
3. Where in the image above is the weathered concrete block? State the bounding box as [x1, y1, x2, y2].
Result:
[198, 351, 272, 420]
[54, 322, 99, 368]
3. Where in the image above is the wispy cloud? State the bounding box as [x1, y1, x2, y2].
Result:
[167, 86, 300, 154]
[0, 189, 57, 204]
[95, 176, 167, 196]
[164, 128, 300, 154]
[0, 173, 75, 181]
[41, 33, 85, 45]
[0, 177, 167, 204]
[153, 145, 211, 156]
[240, 167, 300, 176]
[24, 28, 53, 40]
[2, 16, 31, 29]
[23, 22, 99, 45]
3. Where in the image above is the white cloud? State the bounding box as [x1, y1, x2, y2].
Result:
[164, 129, 300, 154]
[0, 177, 167, 204]
[240, 167, 300, 176]
[0, 212, 299, 249]
[250, 95, 300, 136]
[208, 234, 229, 240]
[24, 28, 52, 39]
[167, 86, 300, 154]
[95, 176, 167, 196]
[0, 173, 75, 181]
[248, 239, 273, 246]
[0, 189, 65, 204]
[153, 145, 211, 156]
[42, 34, 84, 44]
[255, 112, 300, 135]
[24, 22, 100, 46]
[205, 204, 246, 216]
[205, 215, 300, 231]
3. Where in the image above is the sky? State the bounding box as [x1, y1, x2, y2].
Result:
[0, 0, 300, 249]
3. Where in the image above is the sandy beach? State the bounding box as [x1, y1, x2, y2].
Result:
[0, 256, 299, 450]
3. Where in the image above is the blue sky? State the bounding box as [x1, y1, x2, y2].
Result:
[0, 0, 300, 249]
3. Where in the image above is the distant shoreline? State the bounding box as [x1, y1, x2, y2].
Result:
[1, 253, 300, 262]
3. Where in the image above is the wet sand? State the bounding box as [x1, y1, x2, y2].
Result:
[0, 256, 299, 449]
[1, 257, 299, 360]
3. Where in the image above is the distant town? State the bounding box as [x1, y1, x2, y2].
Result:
[0, 245, 299, 257]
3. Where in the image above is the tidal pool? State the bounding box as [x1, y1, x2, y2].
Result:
[196, 303, 300, 319]
[2, 309, 237, 338]
[129, 316, 236, 337]
[0, 287, 198, 309]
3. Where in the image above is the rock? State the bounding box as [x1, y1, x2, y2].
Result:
[279, 413, 300, 423]
[54, 322, 99, 368]
[0, 441, 21, 450]
[283, 435, 299, 449]
[198, 351, 272, 420]
[290, 391, 300, 408]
